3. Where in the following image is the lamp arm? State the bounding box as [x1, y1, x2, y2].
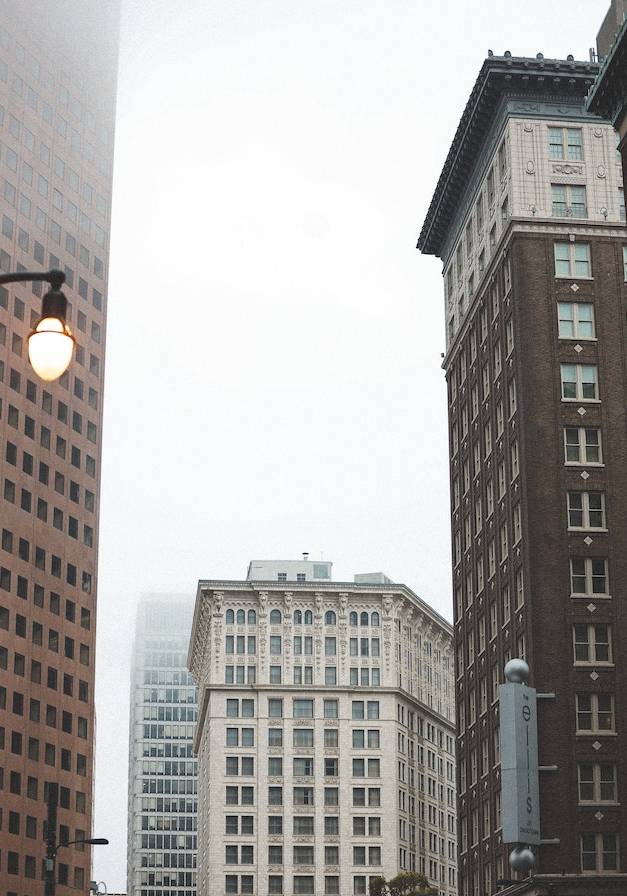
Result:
[0, 269, 66, 289]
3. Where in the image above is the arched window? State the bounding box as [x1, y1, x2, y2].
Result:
[236, 609, 245, 625]
[304, 610, 313, 625]
[225, 609, 234, 624]
[270, 609, 282, 625]
[247, 609, 257, 625]
[371, 612, 380, 627]
[325, 610, 336, 625]
[360, 612, 369, 627]
[293, 609, 302, 625]
[349, 611, 358, 627]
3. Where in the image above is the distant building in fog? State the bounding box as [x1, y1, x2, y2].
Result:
[127, 596, 198, 896]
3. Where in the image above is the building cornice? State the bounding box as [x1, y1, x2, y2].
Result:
[417, 54, 599, 258]
[188, 579, 453, 694]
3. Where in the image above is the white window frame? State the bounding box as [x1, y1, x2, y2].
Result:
[557, 302, 595, 340]
[575, 693, 615, 734]
[564, 426, 602, 465]
[560, 363, 598, 401]
[569, 557, 609, 598]
[577, 763, 617, 804]
[567, 491, 606, 531]
[554, 242, 592, 279]
[572, 623, 612, 665]
[551, 182, 587, 218]
[548, 126, 583, 160]
[580, 832, 619, 873]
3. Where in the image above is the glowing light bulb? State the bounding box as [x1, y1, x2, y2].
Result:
[28, 317, 74, 382]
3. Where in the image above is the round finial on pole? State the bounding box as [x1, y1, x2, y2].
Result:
[504, 658, 530, 684]
[509, 846, 535, 872]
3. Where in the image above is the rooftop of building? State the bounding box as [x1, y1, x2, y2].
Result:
[417, 52, 600, 258]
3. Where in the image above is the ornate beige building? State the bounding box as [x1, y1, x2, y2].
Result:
[188, 568, 456, 896]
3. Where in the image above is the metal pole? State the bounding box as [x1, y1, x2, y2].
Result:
[45, 783, 59, 896]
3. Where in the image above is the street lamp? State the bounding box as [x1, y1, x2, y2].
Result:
[44, 835, 109, 896]
[0, 268, 74, 381]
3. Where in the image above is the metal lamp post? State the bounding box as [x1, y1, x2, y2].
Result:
[45, 783, 108, 896]
[0, 268, 75, 381]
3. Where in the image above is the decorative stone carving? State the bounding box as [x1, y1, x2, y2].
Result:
[596, 164, 606, 178]
[552, 163, 583, 175]
[525, 160, 535, 174]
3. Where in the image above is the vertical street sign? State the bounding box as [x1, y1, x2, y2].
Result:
[499, 679, 540, 845]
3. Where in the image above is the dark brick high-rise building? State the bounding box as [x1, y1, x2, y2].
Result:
[419, 53, 626, 895]
[0, 2, 118, 893]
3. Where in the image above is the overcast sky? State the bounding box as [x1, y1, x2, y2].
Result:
[93, 0, 607, 887]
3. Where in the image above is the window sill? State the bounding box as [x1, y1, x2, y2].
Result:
[571, 593, 611, 600]
[559, 336, 597, 342]
[555, 275, 594, 281]
[568, 528, 608, 534]
[565, 462, 604, 468]
[576, 730, 617, 736]
[578, 800, 620, 807]
[561, 398, 601, 404]
[574, 662, 614, 668]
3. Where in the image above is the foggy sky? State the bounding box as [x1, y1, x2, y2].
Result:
[94, 0, 607, 887]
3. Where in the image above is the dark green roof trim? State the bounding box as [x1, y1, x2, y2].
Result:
[417, 54, 599, 258]
[586, 14, 627, 125]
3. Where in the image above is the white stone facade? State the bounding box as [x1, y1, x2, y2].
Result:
[188, 581, 456, 896]
[443, 111, 624, 347]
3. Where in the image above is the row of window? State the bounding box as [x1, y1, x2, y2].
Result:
[222, 873, 376, 895]
[222, 870, 446, 895]
[224, 844, 382, 866]
[225, 756, 382, 778]
[0, 725, 88, 772]
[0, 51, 111, 170]
[224, 814, 382, 837]
[0, 573, 91, 625]
[225, 608, 381, 627]
[0, 547, 93, 590]
[458, 555, 609, 624]
[0, 766, 87, 810]
[225, 665, 381, 688]
[225, 698, 380, 720]
[224, 727, 380, 749]
[225, 785, 382, 808]
[0, 26, 111, 141]
[0, 618, 90, 661]
[1, 398, 98, 473]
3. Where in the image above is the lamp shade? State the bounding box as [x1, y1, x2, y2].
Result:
[28, 317, 74, 382]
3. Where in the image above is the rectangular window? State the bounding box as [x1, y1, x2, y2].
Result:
[558, 302, 595, 339]
[567, 491, 606, 530]
[554, 242, 591, 278]
[580, 832, 619, 872]
[578, 763, 617, 803]
[548, 126, 583, 160]
[573, 624, 611, 664]
[552, 183, 587, 218]
[293, 699, 313, 719]
[564, 427, 602, 465]
[560, 364, 598, 401]
[570, 557, 608, 597]
[576, 693, 614, 733]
